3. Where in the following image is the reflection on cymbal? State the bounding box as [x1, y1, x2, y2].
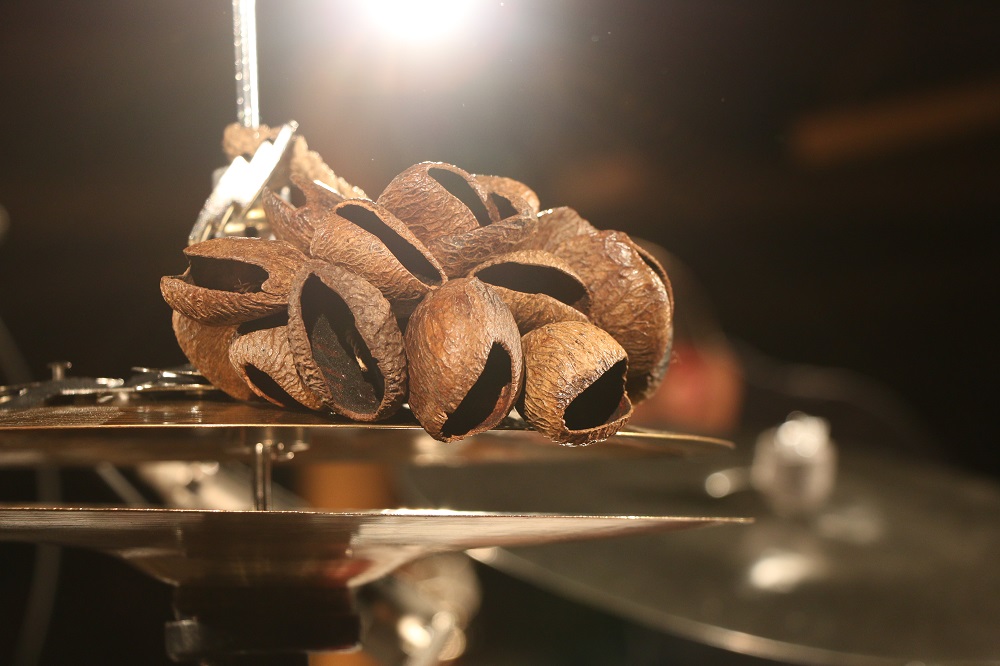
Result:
[0, 398, 731, 467]
[0, 506, 744, 588]
[400, 450, 1000, 665]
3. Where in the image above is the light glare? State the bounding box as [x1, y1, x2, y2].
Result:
[362, 0, 475, 44]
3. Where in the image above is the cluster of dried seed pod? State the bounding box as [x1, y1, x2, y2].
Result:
[162, 155, 673, 445]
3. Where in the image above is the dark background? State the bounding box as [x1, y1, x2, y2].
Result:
[0, 1, 998, 663]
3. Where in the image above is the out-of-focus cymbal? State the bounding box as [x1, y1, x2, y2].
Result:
[400, 449, 1000, 665]
[0, 506, 743, 588]
[0, 398, 731, 467]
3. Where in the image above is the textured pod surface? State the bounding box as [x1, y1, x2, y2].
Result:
[222, 122, 281, 160]
[377, 162, 497, 246]
[426, 208, 538, 279]
[523, 206, 598, 253]
[288, 136, 368, 201]
[405, 278, 523, 442]
[160, 238, 306, 326]
[475, 174, 541, 214]
[557, 230, 673, 403]
[171, 311, 254, 401]
[287, 262, 407, 422]
[261, 188, 314, 253]
[229, 318, 325, 410]
[520, 321, 633, 445]
[468, 250, 591, 334]
[310, 199, 446, 316]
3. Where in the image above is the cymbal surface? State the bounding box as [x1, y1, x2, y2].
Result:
[0, 506, 741, 588]
[0, 397, 731, 467]
[400, 449, 1000, 664]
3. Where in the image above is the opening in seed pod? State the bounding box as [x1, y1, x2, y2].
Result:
[489, 193, 520, 220]
[188, 257, 268, 293]
[475, 263, 588, 307]
[429, 168, 493, 227]
[336, 204, 443, 284]
[236, 312, 289, 335]
[244, 364, 299, 407]
[441, 343, 513, 439]
[300, 274, 385, 414]
[563, 359, 629, 430]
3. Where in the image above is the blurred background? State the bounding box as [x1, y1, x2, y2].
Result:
[0, 0, 999, 663]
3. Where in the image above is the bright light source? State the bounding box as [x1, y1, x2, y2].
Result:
[361, 0, 476, 44]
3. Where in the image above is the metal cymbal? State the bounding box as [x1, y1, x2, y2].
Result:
[0, 397, 731, 467]
[400, 449, 1000, 665]
[0, 506, 743, 588]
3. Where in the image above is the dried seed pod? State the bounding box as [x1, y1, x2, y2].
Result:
[222, 122, 281, 161]
[261, 188, 313, 253]
[421, 189, 538, 278]
[405, 278, 523, 442]
[377, 162, 497, 246]
[287, 262, 407, 422]
[171, 311, 254, 401]
[261, 176, 352, 253]
[309, 199, 447, 316]
[519, 321, 633, 445]
[229, 315, 325, 410]
[468, 250, 591, 334]
[288, 135, 368, 201]
[556, 230, 673, 403]
[161, 238, 306, 326]
[475, 174, 541, 214]
[522, 206, 597, 253]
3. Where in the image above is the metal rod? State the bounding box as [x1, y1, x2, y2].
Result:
[233, 0, 260, 127]
[252, 441, 273, 511]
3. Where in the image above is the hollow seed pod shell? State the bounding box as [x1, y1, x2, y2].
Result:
[519, 321, 633, 445]
[160, 237, 306, 326]
[404, 278, 523, 442]
[556, 230, 673, 403]
[309, 199, 446, 316]
[425, 191, 538, 278]
[468, 250, 591, 334]
[475, 174, 541, 215]
[171, 311, 254, 401]
[522, 206, 598, 253]
[261, 188, 314, 253]
[287, 262, 407, 422]
[229, 317, 325, 410]
[377, 162, 498, 246]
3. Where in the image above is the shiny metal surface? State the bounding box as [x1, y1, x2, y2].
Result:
[0, 398, 731, 467]
[0, 506, 741, 589]
[400, 450, 1000, 665]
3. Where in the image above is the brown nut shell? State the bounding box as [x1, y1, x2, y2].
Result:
[377, 162, 497, 246]
[404, 278, 523, 442]
[229, 317, 325, 410]
[522, 206, 598, 253]
[426, 209, 538, 279]
[287, 262, 407, 422]
[171, 311, 254, 401]
[519, 321, 633, 445]
[309, 199, 446, 316]
[160, 238, 306, 326]
[556, 231, 673, 403]
[261, 188, 314, 253]
[474, 174, 541, 214]
[468, 250, 591, 334]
